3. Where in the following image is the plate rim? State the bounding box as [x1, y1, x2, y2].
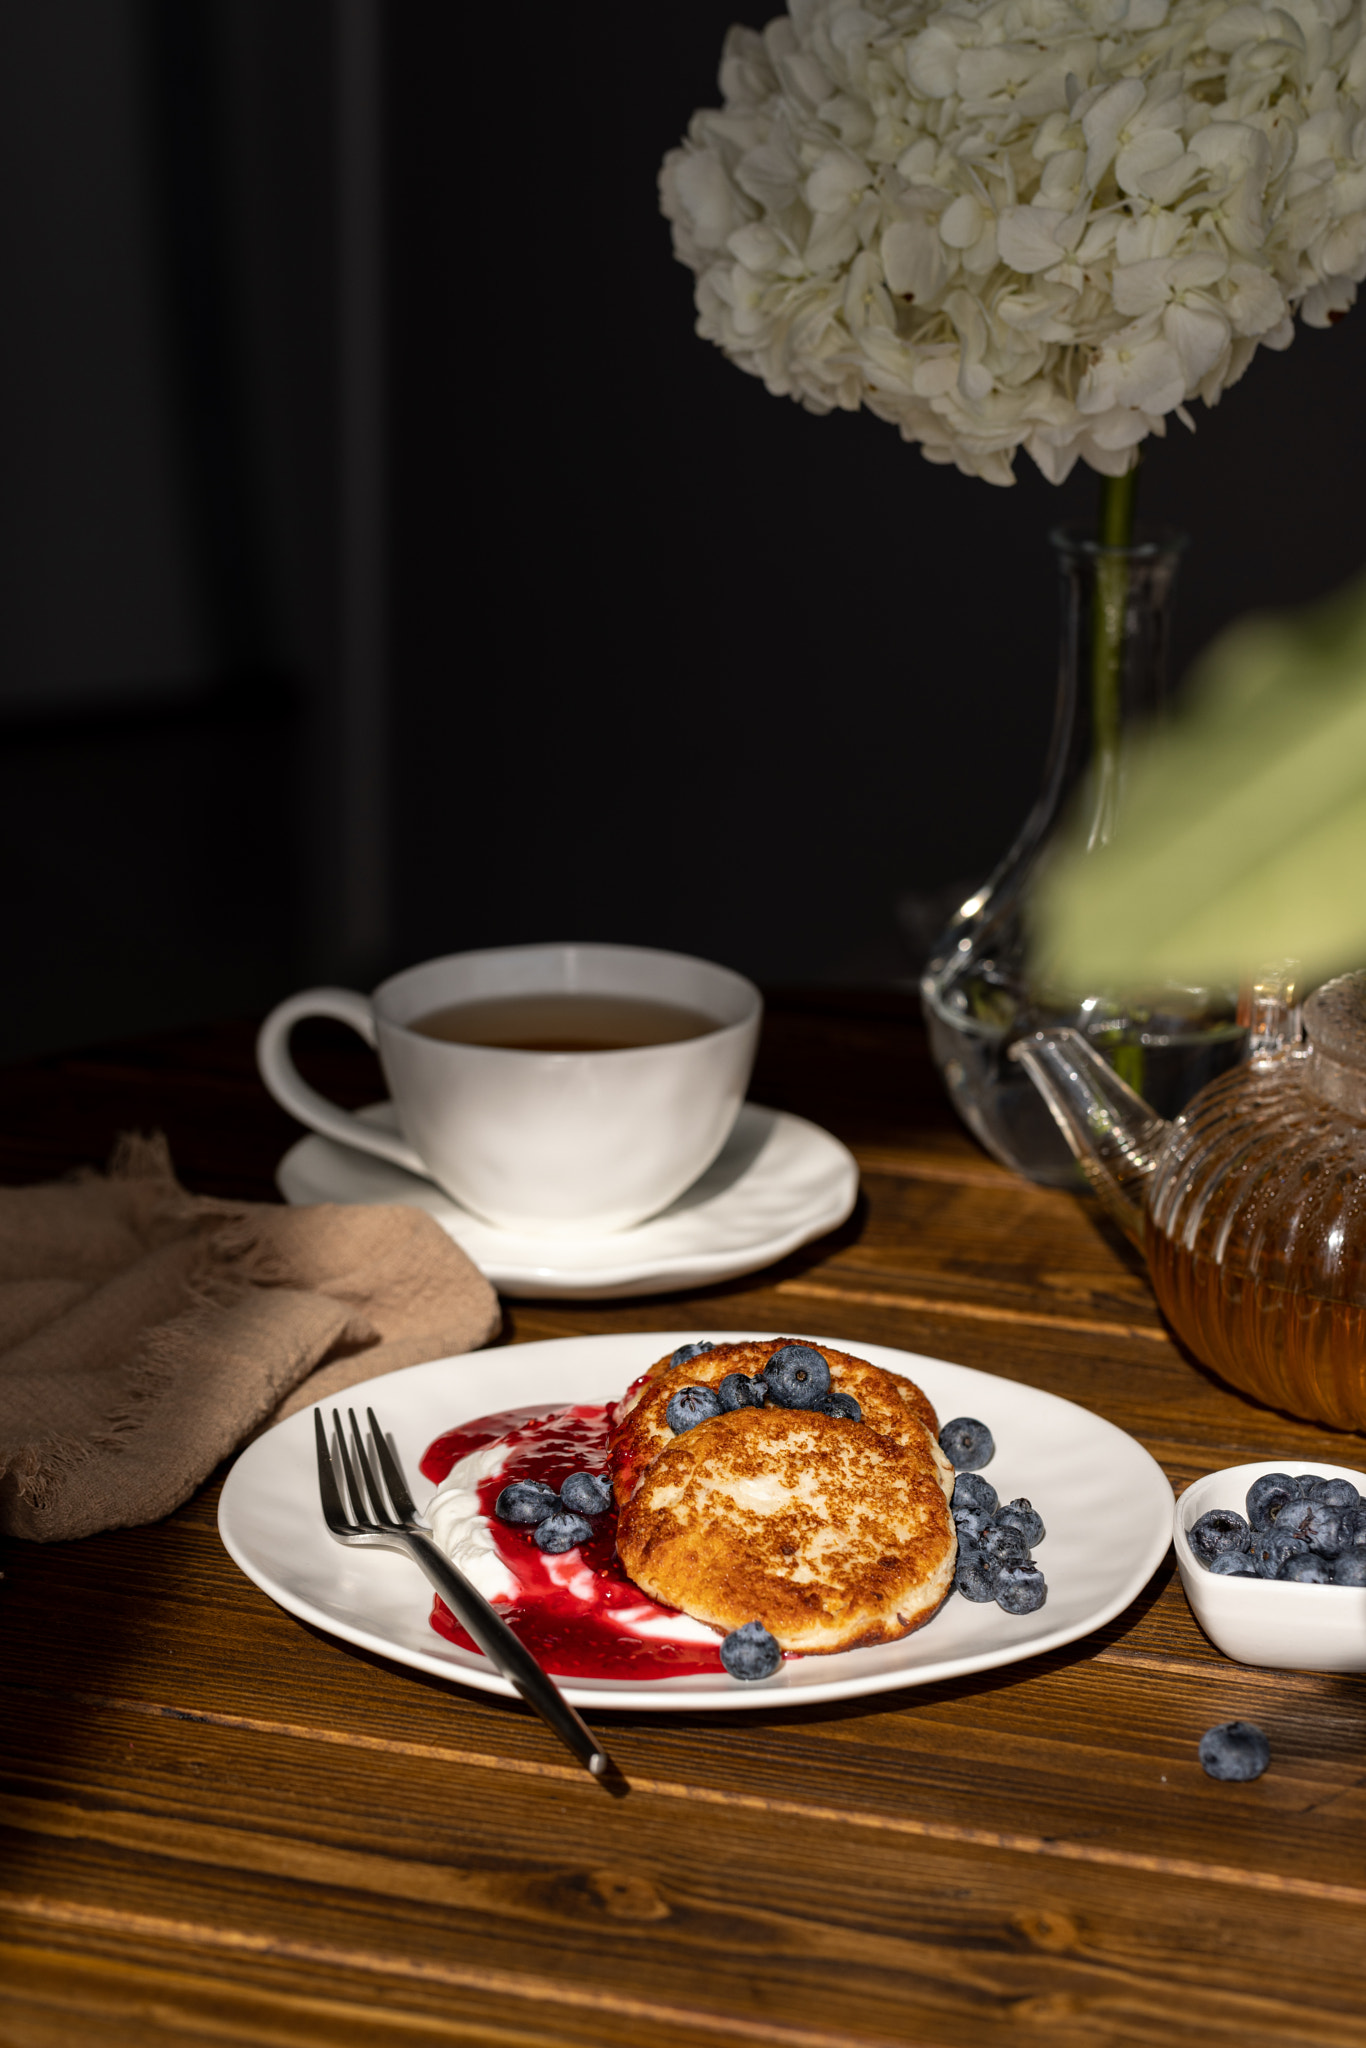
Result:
[218, 1328, 1175, 1713]
[276, 1104, 860, 1294]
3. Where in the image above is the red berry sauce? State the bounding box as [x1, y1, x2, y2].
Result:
[420, 1403, 724, 1681]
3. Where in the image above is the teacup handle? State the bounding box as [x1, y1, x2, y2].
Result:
[256, 987, 429, 1177]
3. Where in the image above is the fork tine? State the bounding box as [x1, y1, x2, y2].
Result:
[366, 1407, 417, 1521]
[314, 1409, 349, 1532]
[348, 1408, 399, 1527]
[331, 1410, 371, 1526]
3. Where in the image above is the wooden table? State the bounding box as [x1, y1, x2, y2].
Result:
[1, 993, 1363, 2048]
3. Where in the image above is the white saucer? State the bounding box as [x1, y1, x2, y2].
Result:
[275, 1102, 858, 1299]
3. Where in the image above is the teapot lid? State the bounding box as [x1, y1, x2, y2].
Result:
[1303, 972, 1366, 1116]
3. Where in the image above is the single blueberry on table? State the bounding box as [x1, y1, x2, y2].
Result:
[495, 1480, 560, 1526]
[666, 1385, 723, 1435]
[1245, 1472, 1301, 1532]
[996, 1498, 1045, 1547]
[995, 1562, 1047, 1614]
[952, 1472, 998, 1518]
[1187, 1508, 1251, 1565]
[978, 1521, 1029, 1567]
[820, 1389, 863, 1423]
[720, 1621, 782, 1681]
[939, 1417, 995, 1472]
[1209, 1549, 1261, 1577]
[1199, 1722, 1270, 1782]
[669, 1340, 715, 1368]
[1280, 1551, 1334, 1583]
[717, 1371, 766, 1412]
[559, 1471, 613, 1518]
[761, 1343, 832, 1409]
[1333, 1552, 1366, 1585]
[1305, 1475, 1360, 1510]
[955, 1553, 998, 1601]
[533, 1511, 594, 1554]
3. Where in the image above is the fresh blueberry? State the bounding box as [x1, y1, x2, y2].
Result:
[1187, 1508, 1251, 1565]
[533, 1511, 594, 1554]
[1245, 1472, 1301, 1532]
[495, 1480, 559, 1526]
[978, 1521, 1029, 1567]
[1293, 1472, 1327, 1497]
[1199, 1721, 1270, 1782]
[952, 1472, 998, 1518]
[1249, 1529, 1308, 1578]
[955, 1553, 998, 1601]
[939, 1417, 995, 1472]
[952, 1506, 992, 1547]
[1268, 1496, 1314, 1541]
[996, 1498, 1045, 1547]
[719, 1621, 782, 1681]
[995, 1562, 1047, 1614]
[666, 1385, 723, 1435]
[1337, 1508, 1366, 1551]
[1209, 1549, 1261, 1577]
[559, 1471, 613, 1517]
[1280, 1551, 1334, 1583]
[1333, 1552, 1366, 1585]
[1304, 1475, 1360, 1510]
[819, 1390, 863, 1422]
[669, 1340, 716, 1368]
[717, 1371, 766, 1412]
[1295, 1503, 1344, 1556]
[761, 1343, 832, 1410]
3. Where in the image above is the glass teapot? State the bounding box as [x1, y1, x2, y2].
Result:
[1011, 971, 1366, 1432]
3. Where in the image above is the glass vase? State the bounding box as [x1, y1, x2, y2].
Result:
[921, 525, 1247, 1188]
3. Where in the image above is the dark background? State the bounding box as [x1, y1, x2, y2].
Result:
[5, 0, 1366, 1063]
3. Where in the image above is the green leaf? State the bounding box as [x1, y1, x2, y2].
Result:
[1032, 570, 1366, 992]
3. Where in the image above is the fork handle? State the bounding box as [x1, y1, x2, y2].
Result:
[398, 1530, 612, 1777]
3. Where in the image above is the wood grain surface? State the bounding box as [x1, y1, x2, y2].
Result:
[1, 994, 1362, 2047]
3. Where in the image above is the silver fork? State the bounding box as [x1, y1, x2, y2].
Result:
[314, 1404, 613, 1778]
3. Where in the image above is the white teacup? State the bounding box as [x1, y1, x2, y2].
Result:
[256, 942, 762, 1236]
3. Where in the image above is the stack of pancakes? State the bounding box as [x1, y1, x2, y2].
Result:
[611, 1339, 956, 1655]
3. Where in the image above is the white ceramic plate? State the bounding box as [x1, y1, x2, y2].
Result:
[218, 1330, 1174, 1712]
[275, 1102, 859, 1299]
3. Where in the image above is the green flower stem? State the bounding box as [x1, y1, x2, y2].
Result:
[1088, 463, 1140, 850]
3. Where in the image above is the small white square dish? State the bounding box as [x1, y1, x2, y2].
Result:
[1174, 1460, 1366, 1673]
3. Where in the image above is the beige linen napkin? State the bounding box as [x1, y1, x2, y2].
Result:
[0, 1135, 501, 1542]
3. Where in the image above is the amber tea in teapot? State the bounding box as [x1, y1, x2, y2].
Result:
[1013, 972, 1366, 1432]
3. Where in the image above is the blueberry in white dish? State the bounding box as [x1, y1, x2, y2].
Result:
[1209, 1550, 1260, 1577]
[994, 1561, 1046, 1614]
[1245, 1472, 1300, 1532]
[1187, 1507, 1251, 1564]
[954, 1552, 998, 1602]
[1280, 1552, 1334, 1583]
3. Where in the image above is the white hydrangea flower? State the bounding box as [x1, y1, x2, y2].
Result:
[660, 0, 1366, 483]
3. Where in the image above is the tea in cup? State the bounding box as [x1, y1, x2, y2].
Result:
[256, 942, 761, 1235]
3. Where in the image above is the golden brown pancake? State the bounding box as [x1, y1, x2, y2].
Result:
[616, 1406, 957, 1654]
[608, 1338, 949, 1508]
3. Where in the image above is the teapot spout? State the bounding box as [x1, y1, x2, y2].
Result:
[1008, 1029, 1171, 1247]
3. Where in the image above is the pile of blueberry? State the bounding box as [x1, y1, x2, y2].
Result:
[494, 1469, 614, 1553]
[941, 1416, 1048, 1616]
[664, 1341, 863, 1432]
[1188, 1471, 1366, 1584]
